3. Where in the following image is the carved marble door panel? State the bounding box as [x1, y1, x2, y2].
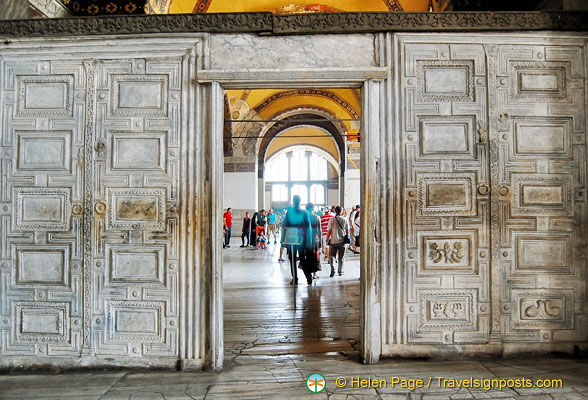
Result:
[91, 58, 182, 357]
[0, 59, 86, 356]
[490, 44, 587, 343]
[400, 42, 491, 344]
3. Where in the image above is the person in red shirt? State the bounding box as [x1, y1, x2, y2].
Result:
[320, 206, 335, 260]
[223, 207, 233, 248]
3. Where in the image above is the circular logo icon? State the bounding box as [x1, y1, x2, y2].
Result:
[306, 373, 326, 393]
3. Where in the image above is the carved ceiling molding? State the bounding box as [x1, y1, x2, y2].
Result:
[253, 89, 360, 119]
[0, 13, 272, 37]
[272, 11, 588, 33]
[1, 12, 587, 37]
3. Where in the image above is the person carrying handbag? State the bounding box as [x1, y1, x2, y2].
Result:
[325, 206, 350, 277]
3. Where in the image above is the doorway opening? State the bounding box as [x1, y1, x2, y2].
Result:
[221, 87, 363, 363]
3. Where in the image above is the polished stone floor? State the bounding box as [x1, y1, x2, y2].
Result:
[223, 238, 361, 358]
[1, 239, 587, 399]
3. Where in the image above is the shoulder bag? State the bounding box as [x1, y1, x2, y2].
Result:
[334, 215, 351, 244]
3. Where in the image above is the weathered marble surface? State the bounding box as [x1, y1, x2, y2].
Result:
[0, 0, 42, 19]
[209, 34, 377, 70]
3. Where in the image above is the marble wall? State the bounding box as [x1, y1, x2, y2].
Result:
[0, 30, 586, 370]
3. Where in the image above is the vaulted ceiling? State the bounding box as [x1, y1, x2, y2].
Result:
[54, 0, 561, 16]
[225, 88, 360, 164]
[163, 0, 448, 13]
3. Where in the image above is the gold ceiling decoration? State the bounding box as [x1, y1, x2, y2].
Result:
[272, 4, 344, 13]
[162, 0, 450, 14]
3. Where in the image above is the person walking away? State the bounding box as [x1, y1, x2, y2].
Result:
[278, 212, 287, 262]
[267, 209, 278, 244]
[348, 205, 357, 252]
[320, 206, 335, 260]
[326, 206, 349, 277]
[275, 211, 282, 236]
[223, 207, 233, 248]
[305, 203, 322, 280]
[250, 211, 259, 247]
[240, 211, 251, 247]
[281, 195, 313, 285]
[352, 206, 360, 254]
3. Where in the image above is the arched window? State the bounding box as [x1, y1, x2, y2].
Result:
[266, 148, 331, 207]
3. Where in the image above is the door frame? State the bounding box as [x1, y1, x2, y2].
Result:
[197, 68, 388, 370]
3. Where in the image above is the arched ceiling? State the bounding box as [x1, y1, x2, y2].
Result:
[225, 89, 356, 170]
[265, 126, 338, 163]
[56, 0, 564, 17]
[226, 88, 360, 132]
[163, 0, 450, 13]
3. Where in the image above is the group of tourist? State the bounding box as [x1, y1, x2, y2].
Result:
[222, 199, 361, 285]
[222, 208, 282, 249]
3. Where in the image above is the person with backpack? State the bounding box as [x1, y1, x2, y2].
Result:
[325, 206, 350, 277]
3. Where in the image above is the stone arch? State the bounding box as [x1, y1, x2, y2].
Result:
[257, 112, 347, 179]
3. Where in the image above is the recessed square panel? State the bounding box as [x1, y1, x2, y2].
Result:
[510, 289, 574, 330]
[110, 75, 168, 117]
[513, 118, 572, 159]
[419, 116, 475, 159]
[106, 188, 166, 231]
[417, 173, 476, 216]
[13, 188, 71, 231]
[416, 60, 474, 102]
[16, 75, 74, 117]
[15, 245, 69, 287]
[418, 232, 476, 274]
[511, 174, 573, 216]
[14, 302, 70, 343]
[418, 289, 478, 331]
[514, 233, 573, 274]
[105, 301, 164, 343]
[111, 132, 166, 171]
[108, 245, 165, 284]
[510, 62, 569, 101]
[17, 131, 72, 171]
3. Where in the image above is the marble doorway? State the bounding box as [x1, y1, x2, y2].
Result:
[221, 83, 363, 363]
[200, 72, 386, 370]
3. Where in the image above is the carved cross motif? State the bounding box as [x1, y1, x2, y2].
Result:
[428, 241, 465, 264]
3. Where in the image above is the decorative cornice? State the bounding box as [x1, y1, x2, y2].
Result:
[272, 11, 588, 34]
[0, 12, 587, 38]
[0, 13, 273, 37]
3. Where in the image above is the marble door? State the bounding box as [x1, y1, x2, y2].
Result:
[396, 35, 587, 347]
[489, 43, 587, 344]
[0, 58, 86, 356]
[0, 39, 198, 366]
[399, 41, 491, 344]
[90, 58, 182, 358]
